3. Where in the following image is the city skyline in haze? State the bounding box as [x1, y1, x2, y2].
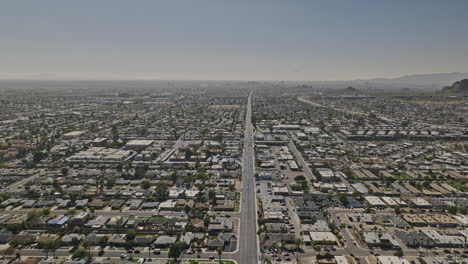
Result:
[1, 0, 468, 81]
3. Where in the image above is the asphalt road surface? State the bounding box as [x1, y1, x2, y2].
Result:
[3, 172, 42, 193]
[237, 90, 258, 264]
[287, 140, 317, 191]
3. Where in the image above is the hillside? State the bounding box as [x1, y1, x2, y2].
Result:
[443, 79, 468, 93]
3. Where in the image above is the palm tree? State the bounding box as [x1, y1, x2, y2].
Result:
[217, 247, 223, 263]
[260, 239, 265, 261]
[294, 238, 303, 261]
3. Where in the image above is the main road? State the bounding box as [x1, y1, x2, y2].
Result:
[237, 90, 258, 264]
[3, 172, 42, 193]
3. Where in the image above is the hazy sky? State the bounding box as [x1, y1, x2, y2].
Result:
[1, 0, 468, 80]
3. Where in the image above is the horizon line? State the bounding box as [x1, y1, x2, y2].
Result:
[0, 71, 466, 83]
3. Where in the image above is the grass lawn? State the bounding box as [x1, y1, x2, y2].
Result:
[234, 193, 241, 212]
[393, 174, 412, 180]
[234, 200, 240, 212]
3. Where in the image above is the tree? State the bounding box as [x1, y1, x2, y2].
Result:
[394, 249, 404, 257]
[168, 242, 183, 261]
[40, 239, 59, 258]
[0, 193, 11, 203]
[33, 151, 48, 163]
[71, 237, 81, 247]
[81, 240, 91, 258]
[394, 206, 401, 215]
[113, 217, 124, 233]
[61, 167, 69, 175]
[154, 182, 168, 202]
[81, 240, 90, 250]
[72, 248, 90, 259]
[447, 206, 458, 215]
[184, 205, 191, 214]
[66, 209, 77, 216]
[68, 193, 77, 205]
[42, 208, 51, 216]
[300, 180, 308, 192]
[9, 237, 29, 248]
[141, 179, 151, 190]
[135, 165, 147, 178]
[204, 215, 211, 227]
[72, 226, 81, 234]
[52, 180, 62, 192]
[99, 236, 109, 248]
[111, 125, 119, 142]
[294, 175, 306, 181]
[27, 209, 43, 220]
[209, 190, 217, 205]
[126, 229, 136, 241]
[196, 183, 205, 192]
[208, 190, 216, 200]
[217, 247, 223, 263]
[1, 247, 15, 258]
[99, 178, 105, 191]
[294, 238, 303, 260]
[105, 177, 116, 188]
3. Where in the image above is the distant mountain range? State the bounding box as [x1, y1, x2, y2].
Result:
[363, 72, 468, 86]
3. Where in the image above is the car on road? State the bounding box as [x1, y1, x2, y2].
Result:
[209, 256, 215, 260]
[134, 249, 140, 254]
[120, 254, 128, 259]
